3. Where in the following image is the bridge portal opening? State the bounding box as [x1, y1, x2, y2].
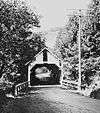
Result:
[30, 64, 61, 86]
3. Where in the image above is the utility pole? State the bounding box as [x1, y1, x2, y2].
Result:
[78, 10, 82, 91]
[66, 9, 94, 91]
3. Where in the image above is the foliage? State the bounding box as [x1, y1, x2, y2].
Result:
[81, 0, 100, 85]
[55, 0, 100, 86]
[0, 0, 45, 84]
[54, 15, 79, 81]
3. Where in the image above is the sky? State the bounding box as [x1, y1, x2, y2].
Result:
[27, 0, 91, 47]
[28, 0, 91, 31]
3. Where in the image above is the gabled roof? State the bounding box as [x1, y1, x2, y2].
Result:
[25, 46, 63, 66]
[34, 46, 48, 58]
[34, 46, 62, 61]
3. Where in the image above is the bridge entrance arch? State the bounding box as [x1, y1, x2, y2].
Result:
[30, 63, 61, 86]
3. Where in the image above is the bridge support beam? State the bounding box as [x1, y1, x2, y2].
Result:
[60, 64, 64, 86]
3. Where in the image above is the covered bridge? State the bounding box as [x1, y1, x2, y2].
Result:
[25, 47, 64, 86]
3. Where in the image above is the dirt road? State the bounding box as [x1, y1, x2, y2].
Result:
[3, 86, 100, 113]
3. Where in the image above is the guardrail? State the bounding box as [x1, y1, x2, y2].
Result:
[15, 81, 30, 96]
[62, 80, 78, 89]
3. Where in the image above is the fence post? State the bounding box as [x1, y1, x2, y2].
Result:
[15, 85, 18, 96]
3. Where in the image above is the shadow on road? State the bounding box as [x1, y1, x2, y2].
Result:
[2, 93, 56, 113]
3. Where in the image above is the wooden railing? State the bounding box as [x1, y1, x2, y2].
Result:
[15, 81, 30, 96]
[62, 80, 78, 89]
